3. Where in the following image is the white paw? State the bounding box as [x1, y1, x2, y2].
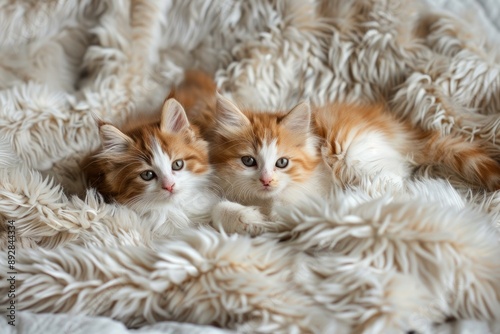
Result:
[234, 206, 267, 235]
[212, 201, 268, 236]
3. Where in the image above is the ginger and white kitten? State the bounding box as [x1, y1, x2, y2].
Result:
[82, 98, 216, 236]
[314, 102, 500, 191]
[208, 97, 500, 235]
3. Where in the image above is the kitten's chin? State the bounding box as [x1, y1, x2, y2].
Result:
[255, 187, 281, 199]
[150, 190, 178, 204]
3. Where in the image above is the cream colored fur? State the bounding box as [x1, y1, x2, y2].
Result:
[1, 0, 500, 333]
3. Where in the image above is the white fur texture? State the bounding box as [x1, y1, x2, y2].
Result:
[1, 0, 500, 333]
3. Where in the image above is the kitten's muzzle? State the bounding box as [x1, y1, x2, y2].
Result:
[259, 177, 272, 187]
[162, 182, 175, 193]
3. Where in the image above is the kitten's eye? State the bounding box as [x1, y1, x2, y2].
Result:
[241, 156, 257, 167]
[275, 157, 289, 168]
[172, 159, 184, 171]
[140, 170, 156, 181]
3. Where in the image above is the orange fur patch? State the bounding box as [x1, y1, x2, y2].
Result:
[168, 70, 218, 138]
[314, 102, 500, 190]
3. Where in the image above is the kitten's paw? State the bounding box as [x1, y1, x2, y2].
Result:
[212, 201, 268, 237]
[234, 206, 268, 236]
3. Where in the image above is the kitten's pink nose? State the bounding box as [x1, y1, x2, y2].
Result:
[259, 178, 272, 186]
[162, 183, 175, 193]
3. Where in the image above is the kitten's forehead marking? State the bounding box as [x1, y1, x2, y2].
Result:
[152, 137, 172, 175]
[259, 138, 278, 171]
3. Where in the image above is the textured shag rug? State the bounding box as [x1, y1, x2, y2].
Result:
[1, 0, 500, 333]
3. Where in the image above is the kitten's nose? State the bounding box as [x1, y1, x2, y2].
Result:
[259, 178, 272, 186]
[162, 183, 175, 193]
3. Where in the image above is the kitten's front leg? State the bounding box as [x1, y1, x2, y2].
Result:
[211, 200, 270, 237]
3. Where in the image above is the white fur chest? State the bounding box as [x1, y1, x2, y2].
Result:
[325, 129, 411, 186]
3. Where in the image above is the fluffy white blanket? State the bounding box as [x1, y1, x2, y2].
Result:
[1, 0, 500, 333]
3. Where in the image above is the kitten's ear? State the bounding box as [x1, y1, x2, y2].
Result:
[281, 102, 311, 134]
[160, 98, 190, 133]
[216, 93, 250, 128]
[99, 123, 133, 153]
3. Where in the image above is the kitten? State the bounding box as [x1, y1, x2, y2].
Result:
[82, 98, 216, 236]
[314, 102, 500, 191]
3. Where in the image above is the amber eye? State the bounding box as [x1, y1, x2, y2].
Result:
[241, 156, 257, 167]
[140, 170, 156, 181]
[275, 157, 289, 168]
[172, 159, 184, 171]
